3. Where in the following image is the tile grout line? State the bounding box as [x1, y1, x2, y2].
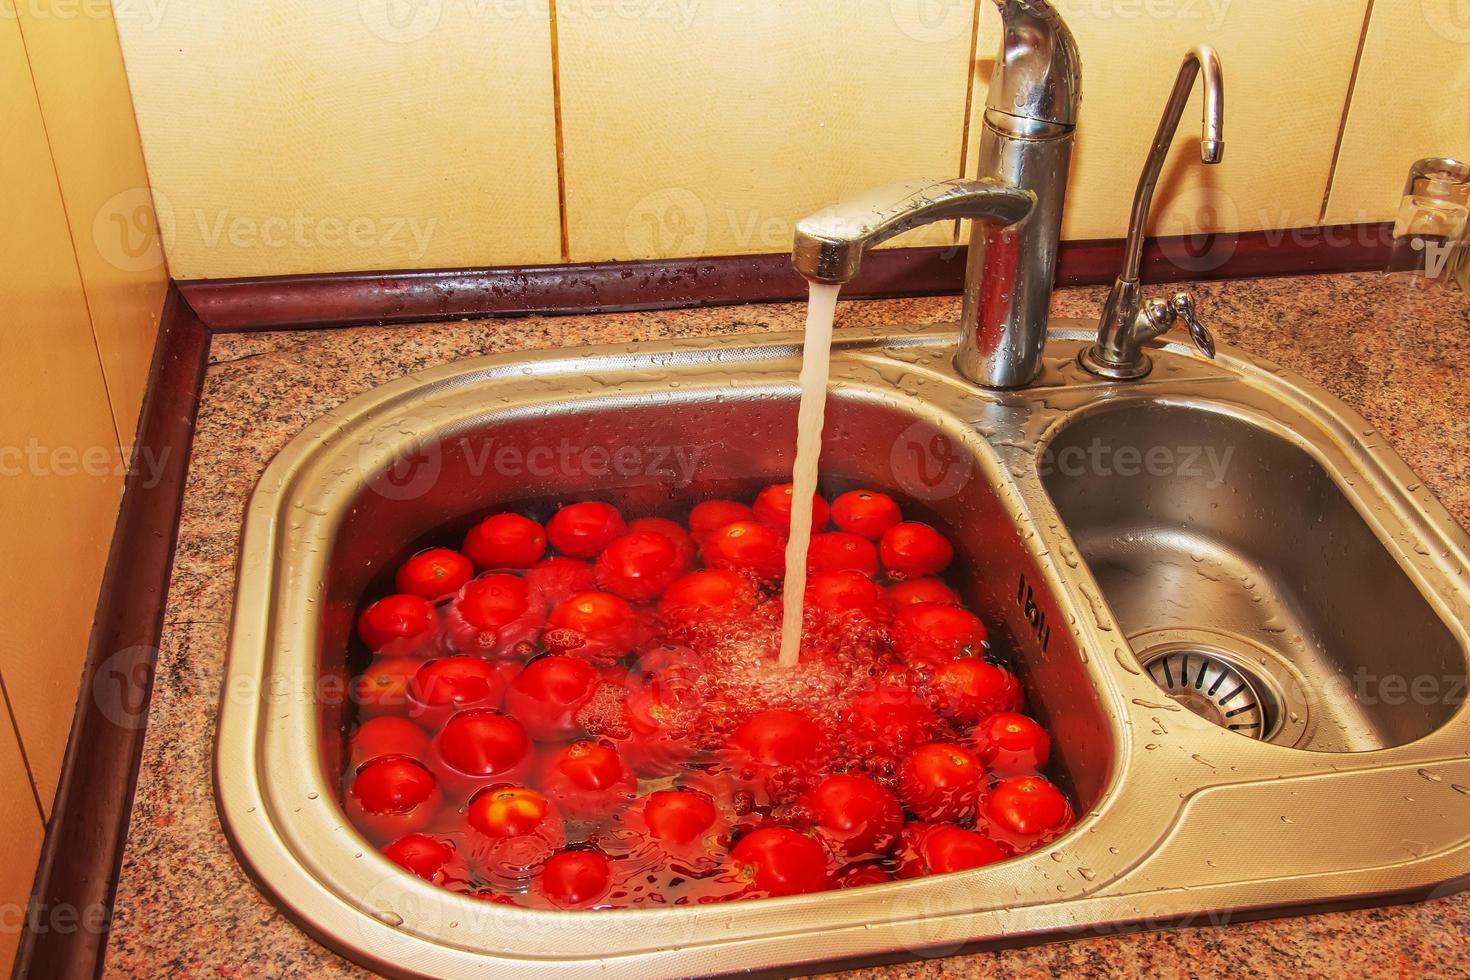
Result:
[0, 669, 48, 824]
[1319, 0, 1377, 225]
[548, 0, 572, 263]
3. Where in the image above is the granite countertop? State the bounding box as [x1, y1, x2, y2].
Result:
[104, 272, 1470, 978]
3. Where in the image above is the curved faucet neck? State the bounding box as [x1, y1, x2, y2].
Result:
[984, 0, 1082, 136]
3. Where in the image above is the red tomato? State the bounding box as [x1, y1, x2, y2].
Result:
[465, 786, 567, 883]
[381, 833, 470, 889]
[879, 522, 955, 579]
[426, 709, 534, 801]
[981, 775, 1072, 847]
[406, 656, 508, 729]
[891, 603, 988, 669]
[503, 655, 601, 741]
[688, 499, 755, 542]
[895, 822, 1007, 878]
[752, 483, 829, 533]
[726, 709, 827, 805]
[349, 716, 430, 770]
[834, 862, 894, 888]
[524, 556, 597, 606]
[801, 774, 903, 860]
[462, 513, 547, 570]
[887, 577, 961, 608]
[356, 594, 438, 656]
[971, 712, 1051, 776]
[830, 490, 903, 540]
[353, 657, 422, 720]
[627, 517, 697, 568]
[841, 675, 940, 761]
[547, 502, 627, 558]
[532, 849, 614, 910]
[931, 659, 1023, 724]
[545, 591, 638, 664]
[595, 530, 687, 600]
[346, 757, 442, 843]
[658, 569, 757, 626]
[806, 569, 886, 618]
[727, 827, 831, 897]
[699, 521, 786, 580]
[620, 687, 699, 777]
[628, 789, 726, 851]
[806, 531, 879, 575]
[538, 739, 638, 821]
[899, 742, 985, 822]
[445, 574, 546, 659]
[395, 548, 474, 600]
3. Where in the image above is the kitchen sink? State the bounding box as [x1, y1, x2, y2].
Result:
[217, 319, 1470, 978]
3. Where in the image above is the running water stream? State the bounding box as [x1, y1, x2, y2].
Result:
[776, 282, 842, 668]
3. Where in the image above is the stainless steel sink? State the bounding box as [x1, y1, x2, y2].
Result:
[217, 319, 1470, 978]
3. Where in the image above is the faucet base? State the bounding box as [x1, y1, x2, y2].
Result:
[1078, 345, 1152, 380]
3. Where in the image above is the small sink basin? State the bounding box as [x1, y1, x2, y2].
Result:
[1041, 399, 1464, 752]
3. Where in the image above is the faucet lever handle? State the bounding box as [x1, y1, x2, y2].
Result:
[1169, 292, 1216, 359]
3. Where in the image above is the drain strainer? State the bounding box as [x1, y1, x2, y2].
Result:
[1142, 646, 1270, 740]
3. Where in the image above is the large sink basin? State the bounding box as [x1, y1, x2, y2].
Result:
[217, 319, 1470, 978]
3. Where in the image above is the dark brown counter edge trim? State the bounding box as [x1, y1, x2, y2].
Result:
[181, 223, 1395, 333]
[14, 285, 209, 980]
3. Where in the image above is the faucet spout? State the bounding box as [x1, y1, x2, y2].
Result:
[791, 179, 1034, 284]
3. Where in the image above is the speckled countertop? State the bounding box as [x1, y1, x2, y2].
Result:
[104, 272, 1470, 978]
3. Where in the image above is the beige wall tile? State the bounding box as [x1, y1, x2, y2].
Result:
[16, 1, 169, 440]
[1325, 2, 1470, 225]
[113, 1, 563, 279]
[970, 0, 1370, 242]
[558, 0, 977, 262]
[0, 696, 44, 975]
[0, 12, 125, 813]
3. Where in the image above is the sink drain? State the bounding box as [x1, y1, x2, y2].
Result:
[1142, 647, 1270, 739]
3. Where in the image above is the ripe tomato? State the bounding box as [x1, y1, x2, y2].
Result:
[503, 655, 601, 740]
[620, 687, 699, 777]
[688, 499, 755, 542]
[971, 712, 1051, 776]
[805, 569, 886, 618]
[627, 789, 726, 851]
[465, 786, 567, 883]
[834, 861, 894, 888]
[726, 709, 827, 805]
[356, 594, 438, 656]
[752, 483, 829, 533]
[595, 530, 687, 600]
[395, 548, 474, 600]
[547, 502, 627, 558]
[887, 577, 961, 608]
[346, 757, 442, 843]
[538, 739, 637, 822]
[931, 659, 1023, 724]
[354, 657, 422, 720]
[545, 591, 637, 664]
[426, 709, 534, 800]
[801, 773, 903, 860]
[879, 522, 955, 579]
[445, 574, 546, 659]
[406, 656, 508, 729]
[806, 531, 879, 575]
[899, 742, 985, 822]
[891, 603, 988, 669]
[830, 490, 902, 540]
[462, 513, 547, 570]
[981, 775, 1072, 847]
[699, 521, 786, 580]
[381, 833, 470, 889]
[349, 716, 430, 770]
[841, 673, 940, 761]
[627, 517, 697, 568]
[524, 556, 597, 606]
[658, 569, 757, 626]
[532, 849, 615, 910]
[895, 822, 1007, 878]
[727, 827, 831, 897]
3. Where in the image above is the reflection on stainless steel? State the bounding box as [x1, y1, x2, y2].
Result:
[218, 320, 1470, 979]
[792, 0, 1080, 389]
[1082, 45, 1225, 380]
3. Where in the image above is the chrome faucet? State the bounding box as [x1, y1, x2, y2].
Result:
[792, 0, 1079, 389]
[1080, 45, 1225, 380]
